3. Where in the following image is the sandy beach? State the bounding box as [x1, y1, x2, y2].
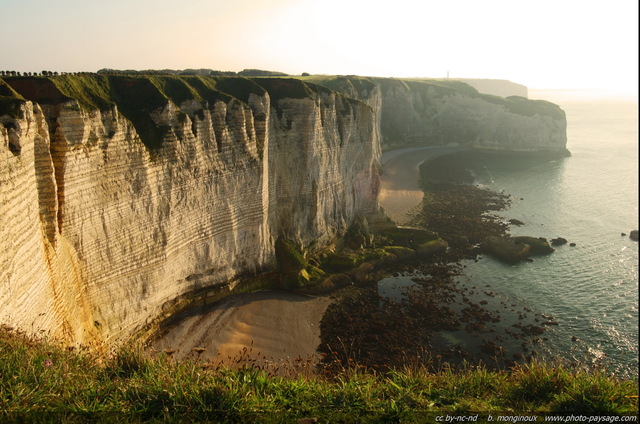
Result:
[380, 146, 464, 224]
[151, 290, 333, 372]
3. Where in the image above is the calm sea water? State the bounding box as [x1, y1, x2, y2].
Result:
[459, 90, 638, 377]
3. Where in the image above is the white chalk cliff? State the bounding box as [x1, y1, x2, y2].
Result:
[312, 77, 567, 154]
[0, 75, 566, 346]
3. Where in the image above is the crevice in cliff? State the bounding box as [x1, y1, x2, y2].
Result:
[34, 104, 69, 239]
[28, 105, 60, 245]
[6, 128, 21, 155]
[50, 159, 66, 240]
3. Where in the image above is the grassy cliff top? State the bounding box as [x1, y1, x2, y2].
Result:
[0, 74, 373, 151]
[0, 75, 321, 149]
[1, 73, 565, 121]
[0, 74, 267, 112]
[300, 75, 565, 120]
[0, 79, 26, 119]
[0, 74, 340, 111]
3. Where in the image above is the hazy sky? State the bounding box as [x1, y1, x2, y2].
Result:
[2, 0, 638, 93]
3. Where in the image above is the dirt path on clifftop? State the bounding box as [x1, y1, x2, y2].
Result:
[380, 146, 466, 225]
[150, 291, 333, 374]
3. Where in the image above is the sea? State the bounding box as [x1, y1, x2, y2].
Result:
[456, 90, 639, 378]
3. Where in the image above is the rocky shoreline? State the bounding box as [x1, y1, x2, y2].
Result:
[317, 152, 560, 375]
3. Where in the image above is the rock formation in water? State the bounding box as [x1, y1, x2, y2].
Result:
[0, 74, 568, 346]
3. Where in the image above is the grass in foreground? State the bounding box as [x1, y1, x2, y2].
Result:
[0, 327, 637, 423]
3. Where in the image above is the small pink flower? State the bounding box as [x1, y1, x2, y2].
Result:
[44, 359, 53, 367]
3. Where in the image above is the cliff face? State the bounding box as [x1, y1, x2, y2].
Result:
[380, 81, 566, 153]
[0, 76, 379, 345]
[309, 77, 567, 154]
[0, 74, 566, 346]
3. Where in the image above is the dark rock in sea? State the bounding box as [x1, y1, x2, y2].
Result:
[569, 243, 576, 247]
[514, 323, 545, 336]
[551, 237, 568, 246]
[508, 218, 525, 226]
[512, 236, 555, 255]
[480, 236, 531, 264]
[621, 233, 627, 237]
[630, 230, 638, 241]
[480, 340, 504, 356]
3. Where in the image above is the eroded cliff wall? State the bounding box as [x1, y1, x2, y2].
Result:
[378, 79, 567, 153]
[308, 76, 568, 154]
[0, 75, 379, 345]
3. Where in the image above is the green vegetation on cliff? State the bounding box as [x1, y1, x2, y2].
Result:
[0, 80, 25, 119]
[299, 75, 378, 98]
[274, 237, 326, 289]
[0, 327, 636, 422]
[1, 72, 566, 156]
[305, 75, 565, 121]
[211, 76, 266, 103]
[482, 94, 566, 120]
[0, 75, 257, 149]
[0, 74, 364, 151]
[49, 74, 113, 110]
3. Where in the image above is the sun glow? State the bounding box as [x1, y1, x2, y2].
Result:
[1, 0, 637, 93]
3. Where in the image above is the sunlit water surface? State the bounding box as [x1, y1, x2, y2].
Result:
[463, 90, 638, 377]
[382, 90, 638, 377]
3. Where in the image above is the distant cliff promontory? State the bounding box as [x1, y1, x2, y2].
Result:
[453, 78, 528, 98]
[304, 76, 567, 153]
[0, 74, 568, 346]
